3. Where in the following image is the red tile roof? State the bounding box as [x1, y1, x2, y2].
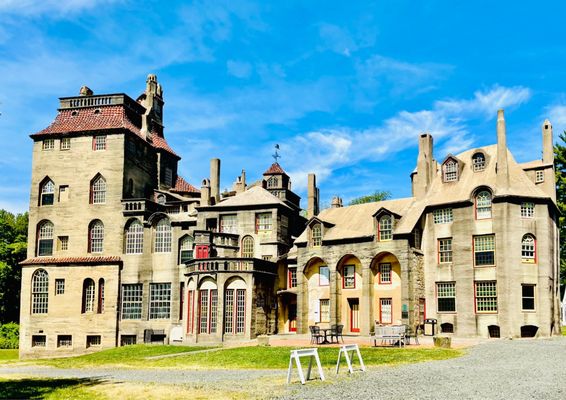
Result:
[172, 176, 200, 194]
[263, 162, 287, 175]
[32, 106, 140, 137]
[20, 256, 122, 265]
[31, 105, 181, 159]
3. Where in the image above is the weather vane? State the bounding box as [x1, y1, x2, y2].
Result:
[272, 144, 281, 163]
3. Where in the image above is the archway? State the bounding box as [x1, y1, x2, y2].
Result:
[370, 252, 402, 326]
[302, 257, 329, 328]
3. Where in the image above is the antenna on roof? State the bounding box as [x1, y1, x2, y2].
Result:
[272, 144, 281, 163]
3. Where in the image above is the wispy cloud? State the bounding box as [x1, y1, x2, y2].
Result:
[282, 85, 531, 192]
[0, 0, 123, 17]
[317, 21, 377, 57]
[227, 60, 253, 78]
[545, 104, 566, 132]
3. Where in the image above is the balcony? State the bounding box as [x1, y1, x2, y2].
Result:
[193, 230, 239, 247]
[185, 257, 276, 275]
[122, 198, 164, 217]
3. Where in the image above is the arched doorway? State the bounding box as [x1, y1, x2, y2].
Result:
[370, 252, 402, 325]
[336, 254, 362, 334]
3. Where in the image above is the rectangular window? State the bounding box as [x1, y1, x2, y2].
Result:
[474, 235, 495, 266]
[149, 283, 171, 319]
[121, 284, 143, 320]
[199, 290, 209, 334]
[343, 265, 355, 288]
[436, 282, 456, 312]
[42, 139, 55, 150]
[164, 168, 173, 187]
[55, 279, 65, 295]
[235, 289, 245, 334]
[32, 335, 46, 347]
[57, 236, 69, 251]
[379, 263, 391, 284]
[86, 335, 101, 347]
[224, 289, 234, 334]
[319, 266, 330, 286]
[320, 299, 330, 323]
[522, 284, 535, 311]
[256, 213, 272, 232]
[60, 138, 71, 150]
[288, 268, 297, 288]
[380, 298, 392, 324]
[521, 202, 534, 218]
[199, 289, 218, 334]
[438, 238, 453, 263]
[93, 135, 106, 151]
[58, 185, 69, 202]
[220, 214, 237, 234]
[535, 170, 544, 183]
[475, 281, 497, 313]
[121, 335, 137, 346]
[433, 208, 453, 224]
[57, 335, 72, 348]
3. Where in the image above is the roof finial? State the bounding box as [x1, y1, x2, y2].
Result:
[272, 144, 281, 163]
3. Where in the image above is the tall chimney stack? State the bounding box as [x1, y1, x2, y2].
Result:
[210, 158, 221, 204]
[307, 173, 319, 219]
[412, 133, 434, 199]
[200, 179, 211, 206]
[542, 119, 554, 164]
[331, 196, 343, 208]
[496, 109, 509, 189]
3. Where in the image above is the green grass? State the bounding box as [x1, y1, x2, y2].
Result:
[0, 377, 103, 400]
[0, 349, 18, 361]
[38, 345, 462, 370]
[562, 326, 566, 336]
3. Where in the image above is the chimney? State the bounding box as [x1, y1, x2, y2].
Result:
[331, 196, 343, 208]
[307, 173, 319, 218]
[496, 109, 509, 189]
[412, 133, 434, 199]
[140, 74, 164, 139]
[210, 158, 221, 204]
[542, 119, 554, 164]
[200, 179, 211, 206]
[233, 169, 246, 194]
[79, 86, 93, 96]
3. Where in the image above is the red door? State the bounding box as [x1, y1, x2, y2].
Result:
[195, 245, 209, 259]
[288, 304, 297, 332]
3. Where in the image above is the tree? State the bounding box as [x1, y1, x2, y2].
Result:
[554, 132, 566, 290]
[0, 210, 28, 323]
[348, 190, 391, 205]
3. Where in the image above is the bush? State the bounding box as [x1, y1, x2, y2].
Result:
[0, 322, 19, 349]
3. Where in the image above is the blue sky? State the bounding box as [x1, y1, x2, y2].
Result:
[1, 0, 566, 213]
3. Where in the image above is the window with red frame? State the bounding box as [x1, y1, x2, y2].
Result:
[379, 263, 391, 284]
[288, 268, 297, 288]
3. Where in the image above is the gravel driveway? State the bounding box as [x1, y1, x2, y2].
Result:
[1, 337, 565, 399]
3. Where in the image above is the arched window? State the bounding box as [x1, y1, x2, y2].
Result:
[37, 220, 54, 256]
[443, 159, 458, 182]
[40, 178, 55, 206]
[378, 215, 392, 241]
[125, 220, 144, 254]
[31, 269, 49, 314]
[311, 224, 322, 247]
[154, 218, 172, 252]
[98, 278, 105, 313]
[267, 176, 279, 188]
[475, 190, 492, 219]
[472, 153, 486, 172]
[521, 234, 536, 263]
[82, 278, 95, 313]
[90, 175, 106, 204]
[241, 236, 254, 258]
[179, 235, 194, 264]
[89, 220, 104, 253]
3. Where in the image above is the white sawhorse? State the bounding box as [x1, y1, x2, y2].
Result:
[335, 344, 366, 375]
[287, 348, 325, 384]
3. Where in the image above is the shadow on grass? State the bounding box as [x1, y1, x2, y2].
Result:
[0, 377, 104, 399]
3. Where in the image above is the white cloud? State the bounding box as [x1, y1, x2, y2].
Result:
[546, 104, 566, 130]
[282, 85, 531, 192]
[227, 60, 252, 79]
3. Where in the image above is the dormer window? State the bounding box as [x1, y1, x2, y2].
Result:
[443, 159, 458, 182]
[378, 215, 392, 241]
[472, 153, 486, 172]
[267, 176, 279, 188]
[311, 223, 322, 247]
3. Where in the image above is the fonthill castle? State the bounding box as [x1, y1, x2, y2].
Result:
[19, 75, 561, 358]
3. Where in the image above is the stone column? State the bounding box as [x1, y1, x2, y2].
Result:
[361, 258, 372, 335]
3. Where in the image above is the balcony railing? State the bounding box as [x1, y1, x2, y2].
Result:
[122, 199, 164, 217]
[185, 257, 276, 275]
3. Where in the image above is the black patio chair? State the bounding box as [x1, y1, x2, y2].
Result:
[330, 324, 344, 343]
[310, 325, 323, 344]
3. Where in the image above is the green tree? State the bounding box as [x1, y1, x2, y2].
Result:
[0, 210, 28, 323]
[555, 132, 566, 290]
[348, 190, 391, 205]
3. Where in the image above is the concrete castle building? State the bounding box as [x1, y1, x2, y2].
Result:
[19, 75, 561, 358]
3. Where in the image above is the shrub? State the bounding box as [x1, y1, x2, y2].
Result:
[0, 322, 19, 349]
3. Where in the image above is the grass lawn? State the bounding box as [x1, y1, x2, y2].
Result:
[0, 350, 18, 362]
[562, 326, 566, 336]
[37, 344, 462, 370]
